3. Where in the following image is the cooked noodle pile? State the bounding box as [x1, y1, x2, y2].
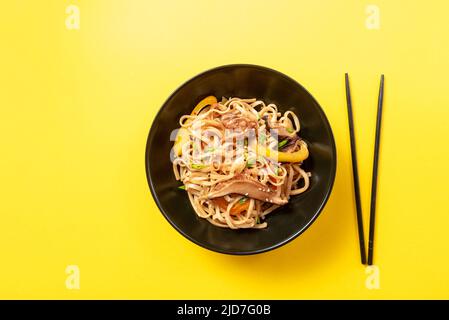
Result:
[172, 96, 310, 229]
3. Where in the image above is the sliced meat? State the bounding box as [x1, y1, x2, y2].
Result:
[265, 121, 300, 152]
[208, 174, 287, 205]
[221, 114, 257, 130]
[264, 119, 296, 139]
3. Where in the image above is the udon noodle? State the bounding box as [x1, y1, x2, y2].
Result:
[172, 96, 310, 229]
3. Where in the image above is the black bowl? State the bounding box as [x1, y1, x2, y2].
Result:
[145, 64, 336, 255]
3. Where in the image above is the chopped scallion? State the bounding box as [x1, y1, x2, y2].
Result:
[278, 139, 288, 149]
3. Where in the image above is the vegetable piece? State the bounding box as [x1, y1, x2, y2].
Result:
[173, 127, 190, 157]
[191, 96, 218, 116]
[257, 141, 309, 163]
[275, 166, 281, 175]
[213, 197, 250, 215]
[246, 157, 256, 168]
[173, 96, 217, 156]
[278, 139, 288, 149]
[191, 163, 206, 169]
[178, 185, 186, 190]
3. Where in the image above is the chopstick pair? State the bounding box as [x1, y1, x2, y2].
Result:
[345, 73, 384, 266]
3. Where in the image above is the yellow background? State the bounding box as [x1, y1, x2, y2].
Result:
[1, 0, 448, 299]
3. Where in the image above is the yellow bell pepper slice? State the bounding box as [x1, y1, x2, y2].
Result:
[174, 96, 217, 156]
[257, 141, 309, 163]
[276, 147, 309, 162]
[173, 127, 190, 157]
[191, 96, 218, 116]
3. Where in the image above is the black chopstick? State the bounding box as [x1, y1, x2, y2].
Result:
[367, 74, 385, 265]
[345, 73, 367, 265]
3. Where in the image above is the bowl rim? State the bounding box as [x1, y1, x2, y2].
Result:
[145, 63, 337, 255]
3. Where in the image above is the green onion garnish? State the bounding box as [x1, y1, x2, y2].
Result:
[287, 128, 294, 133]
[178, 185, 186, 190]
[255, 216, 260, 224]
[239, 197, 247, 204]
[246, 158, 256, 168]
[278, 139, 288, 149]
[191, 163, 206, 169]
